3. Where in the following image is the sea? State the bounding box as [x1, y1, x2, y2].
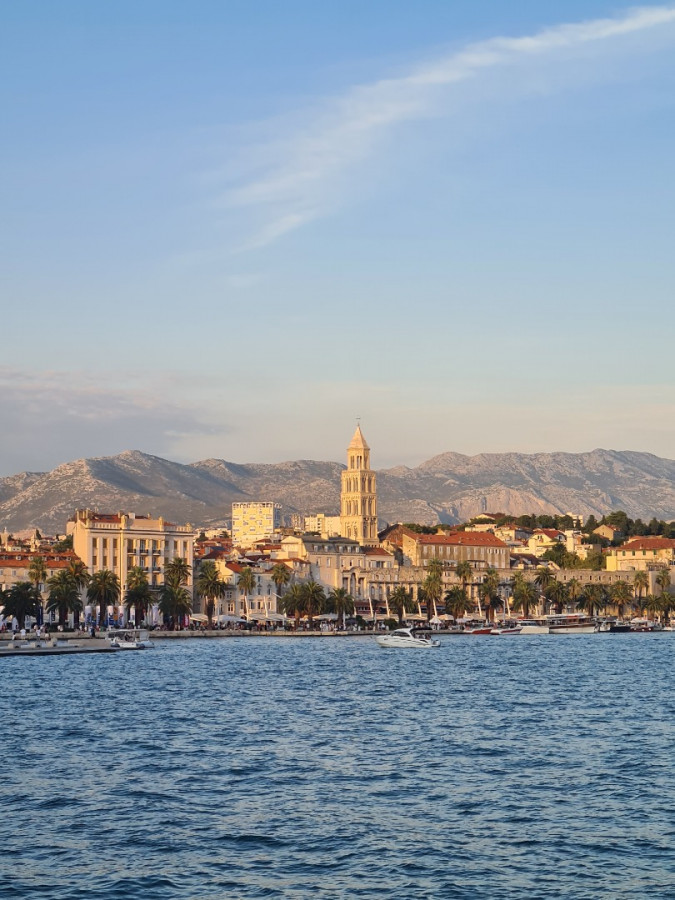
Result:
[1, 634, 674, 899]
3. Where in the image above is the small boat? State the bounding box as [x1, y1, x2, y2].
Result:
[375, 628, 440, 648]
[462, 625, 493, 635]
[109, 629, 154, 650]
[490, 624, 522, 635]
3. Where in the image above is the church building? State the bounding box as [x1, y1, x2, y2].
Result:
[340, 424, 378, 547]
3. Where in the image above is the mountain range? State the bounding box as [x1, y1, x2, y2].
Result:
[1, 448, 674, 534]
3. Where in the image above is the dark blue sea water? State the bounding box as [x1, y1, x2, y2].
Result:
[1, 634, 674, 899]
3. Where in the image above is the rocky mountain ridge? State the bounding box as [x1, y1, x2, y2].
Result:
[0, 448, 673, 533]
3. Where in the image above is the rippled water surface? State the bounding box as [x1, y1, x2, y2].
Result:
[2, 634, 675, 899]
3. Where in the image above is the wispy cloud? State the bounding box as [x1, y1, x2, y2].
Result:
[227, 4, 675, 249]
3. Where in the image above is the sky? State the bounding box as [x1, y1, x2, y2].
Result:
[1, 0, 674, 474]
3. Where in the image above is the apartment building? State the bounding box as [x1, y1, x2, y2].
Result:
[69, 509, 194, 592]
[231, 501, 281, 547]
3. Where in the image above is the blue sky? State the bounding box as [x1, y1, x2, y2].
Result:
[2, 1, 674, 474]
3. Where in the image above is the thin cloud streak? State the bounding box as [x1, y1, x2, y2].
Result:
[228, 4, 675, 249]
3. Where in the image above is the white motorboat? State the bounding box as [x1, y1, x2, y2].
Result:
[109, 630, 154, 650]
[375, 628, 440, 648]
[490, 624, 522, 635]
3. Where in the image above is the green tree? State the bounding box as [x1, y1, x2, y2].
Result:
[545, 579, 568, 614]
[326, 587, 354, 629]
[609, 580, 633, 619]
[3, 582, 40, 629]
[577, 584, 607, 617]
[124, 566, 153, 625]
[279, 583, 306, 630]
[301, 580, 326, 628]
[422, 558, 444, 620]
[510, 573, 538, 618]
[158, 581, 192, 629]
[28, 556, 47, 625]
[237, 567, 256, 619]
[454, 561, 474, 613]
[478, 568, 501, 622]
[165, 557, 191, 588]
[632, 570, 649, 615]
[271, 563, 292, 601]
[388, 586, 416, 625]
[46, 570, 83, 628]
[444, 585, 468, 620]
[195, 560, 227, 627]
[86, 570, 121, 629]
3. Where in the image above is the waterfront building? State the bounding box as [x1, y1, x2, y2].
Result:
[401, 530, 509, 570]
[231, 501, 281, 547]
[340, 425, 378, 546]
[69, 509, 194, 593]
[0, 549, 81, 594]
[606, 537, 675, 573]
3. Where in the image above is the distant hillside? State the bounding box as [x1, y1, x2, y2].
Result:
[0, 448, 673, 533]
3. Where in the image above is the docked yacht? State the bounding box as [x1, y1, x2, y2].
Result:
[375, 628, 440, 648]
[547, 614, 597, 634]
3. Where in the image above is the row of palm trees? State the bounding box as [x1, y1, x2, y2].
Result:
[0, 557, 193, 630]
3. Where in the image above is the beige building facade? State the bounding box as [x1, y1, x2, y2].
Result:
[69, 509, 194, 593]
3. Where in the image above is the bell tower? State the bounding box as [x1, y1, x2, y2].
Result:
[340, 424, 378, 547]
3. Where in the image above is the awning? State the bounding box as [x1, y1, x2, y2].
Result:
[190, 614, 208, 623]
[217, 614, 247, 624]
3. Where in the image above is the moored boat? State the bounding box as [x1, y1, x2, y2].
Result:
[547, 614, 597, 634]
[375, 628, 440, 648]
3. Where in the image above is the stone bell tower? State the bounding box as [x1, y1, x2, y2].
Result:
[340, 424, 378, 547]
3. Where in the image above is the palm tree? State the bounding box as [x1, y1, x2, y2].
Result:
[165, 557, 191, 588]
[655, 568, 671, 600]
[443, 585, 468, 621]
[643, 594, 663, 622]
[545, 580, 568, 615]
[566, 578, 583, 612]
[454, 561, 474, 612]
[633, 570, 649, 615]
[510, 574, 538, 618]
[326, 587, 354, 629]
[271, 563, 292, 601]
[66, 559, 90, 628]
[124, 566, 153, 625]
[46, 570, 82, 628]
[302, 580, 326, 628]
[158, 581, 192, 629]
[3, 582, 40, 629]
[421, 558, 444, 620]
[237, 566, 256, 619]
[577, 583, 607, 617]
[388, 585, 416, 625]
[279, 583, 306, 630]
[479, 568, 501, 622]
[28, 556, 47, 626]
[195, 560, 227, 627]
[609, 580, 633, 619]
[87, 570, 121, 630]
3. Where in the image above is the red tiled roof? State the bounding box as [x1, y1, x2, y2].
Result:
[619, 538, 675, 552]
[415, 532, 507, 548]
[363, 547, 393, 556]
[533, 529, 565, 539]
